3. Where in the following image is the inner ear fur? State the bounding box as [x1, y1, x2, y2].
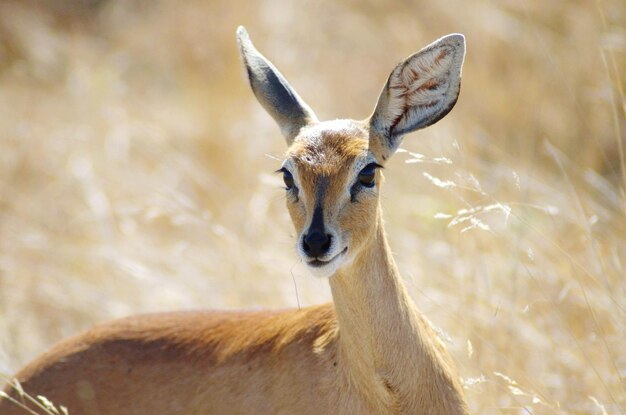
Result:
[369, 34, 465, 158]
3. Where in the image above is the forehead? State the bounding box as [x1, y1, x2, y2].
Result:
[286, 120, 369, 174]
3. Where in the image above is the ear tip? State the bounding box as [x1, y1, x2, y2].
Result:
[236, 26, 250, 44]
[236, 25, 247, 36]
[440, 33, 466, 51]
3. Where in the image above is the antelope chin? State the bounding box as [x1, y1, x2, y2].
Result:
[305, 247, 348, 278]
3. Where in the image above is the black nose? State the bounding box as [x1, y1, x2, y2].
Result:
[303, 231, 331, 257]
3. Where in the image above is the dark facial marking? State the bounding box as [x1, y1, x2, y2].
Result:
[303, 205, 332, 258]
[306, 175, 329, 234]
[315, 175, 330, 201]
[308, 205, 325, 235]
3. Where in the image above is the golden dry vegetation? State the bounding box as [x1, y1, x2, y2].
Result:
[0, 0, 624, 413]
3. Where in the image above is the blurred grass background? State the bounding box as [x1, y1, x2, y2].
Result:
[0, 0, 624, 413]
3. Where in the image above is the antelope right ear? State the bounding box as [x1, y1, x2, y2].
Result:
[369, 34, 465, 159]
[237, 26, 318, 145]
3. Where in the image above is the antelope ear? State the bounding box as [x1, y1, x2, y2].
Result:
[236, 26, 318, 145]
[369, 34, 465, 158]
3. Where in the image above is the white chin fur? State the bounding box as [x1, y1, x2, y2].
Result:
[306, 259, 343, 278]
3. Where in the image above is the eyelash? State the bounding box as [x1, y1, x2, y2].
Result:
[277, 168, 299, 201]
[351, 163, 382, 202]
[358, 163, 382, 187]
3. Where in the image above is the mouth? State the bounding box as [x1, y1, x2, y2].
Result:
[307, 247, 348, 268]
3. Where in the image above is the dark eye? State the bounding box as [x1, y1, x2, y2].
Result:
[358, 163, 381, 188]
[281, 168, 295, 190]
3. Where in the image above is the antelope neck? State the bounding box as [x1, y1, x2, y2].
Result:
[329, 210, 421, 391]
[327, 209, 468, 414]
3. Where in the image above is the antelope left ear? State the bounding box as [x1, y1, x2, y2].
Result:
[369, 34, 465, 159]
[237, 26, 318, 145]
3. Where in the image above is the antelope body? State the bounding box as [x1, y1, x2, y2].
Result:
[0, 26, 469, 415]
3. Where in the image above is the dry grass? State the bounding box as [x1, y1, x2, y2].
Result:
[0, 0, 624, 413]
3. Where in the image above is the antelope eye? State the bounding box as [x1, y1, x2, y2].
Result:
[282, 169, 295, 190]
[358, 163, 381, 188]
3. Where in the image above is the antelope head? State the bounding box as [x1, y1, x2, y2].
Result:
[237, 26, 465, 278]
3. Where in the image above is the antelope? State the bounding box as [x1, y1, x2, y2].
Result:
[0, 26, 468, 415]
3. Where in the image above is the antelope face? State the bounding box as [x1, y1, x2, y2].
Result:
[237, 26, 465, 278]
[280, 120, 382, 277]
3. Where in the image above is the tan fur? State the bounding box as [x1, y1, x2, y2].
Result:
[0, 124, 469, 415]
[0, 29, 469, 415]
